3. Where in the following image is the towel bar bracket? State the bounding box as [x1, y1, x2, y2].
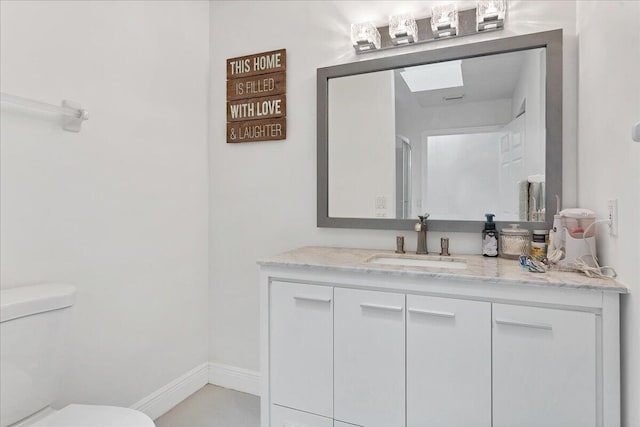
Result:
[61, 100, 89, 132]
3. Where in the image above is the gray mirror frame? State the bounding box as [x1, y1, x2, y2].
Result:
[317, 29, 562, 232]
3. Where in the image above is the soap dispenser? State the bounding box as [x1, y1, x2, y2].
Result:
[482, 213, 498, 257]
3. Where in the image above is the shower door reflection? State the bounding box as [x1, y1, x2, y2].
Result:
[395, 135, 412, 219]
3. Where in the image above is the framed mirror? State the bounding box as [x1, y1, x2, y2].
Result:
[317, 30, 562, 232]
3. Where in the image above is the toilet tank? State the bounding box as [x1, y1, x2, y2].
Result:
[0, 284, 76, 427]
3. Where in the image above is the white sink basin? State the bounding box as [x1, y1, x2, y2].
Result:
[367, 255, 467, 269]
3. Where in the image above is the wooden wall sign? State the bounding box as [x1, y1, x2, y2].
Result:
[226, 49, 286, 143]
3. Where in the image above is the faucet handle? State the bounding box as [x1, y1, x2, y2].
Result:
[440, 237, 450, 256]
[418, 213, 430, 223]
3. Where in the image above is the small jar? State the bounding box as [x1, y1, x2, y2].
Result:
[530, 229, 549, 261]
[499, 224, 531, 259]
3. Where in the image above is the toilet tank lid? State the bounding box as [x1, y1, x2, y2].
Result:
[1, 283, 77, 323]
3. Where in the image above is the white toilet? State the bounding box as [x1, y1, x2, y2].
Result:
[0, 283, 155, 427]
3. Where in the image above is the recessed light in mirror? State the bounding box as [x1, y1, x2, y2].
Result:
[400, 60, 464, 92]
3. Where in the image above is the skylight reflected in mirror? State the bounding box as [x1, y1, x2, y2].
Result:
[399, 60, 464, 92]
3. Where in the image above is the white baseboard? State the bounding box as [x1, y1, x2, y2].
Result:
[128, 362, 260, 421]
[208, 362, 260, 396]
[130, 362, 209, 420]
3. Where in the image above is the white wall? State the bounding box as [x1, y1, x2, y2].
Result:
[209, 0, 578, 373]
[0, 0, 209, 408]
[576, 2, 640, 426]
[328, 72, 396, 218]
[511, 48, 546, 177]
[394, 71, 425, 216]
[419, 99, 513, 131]
[425, 133, 501, 220]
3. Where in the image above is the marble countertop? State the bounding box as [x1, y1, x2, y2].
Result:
[258, 246, 628, 293]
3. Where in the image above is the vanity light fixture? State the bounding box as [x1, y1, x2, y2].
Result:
[477, 0, 506, 31]
[431, 3, 459, 39]
[351, 22, 381, 52]
[389, 13, 418, 45]
[350, 2, 506, 54]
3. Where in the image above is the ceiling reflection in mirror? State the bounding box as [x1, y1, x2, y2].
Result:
[328, 47, 546, 222]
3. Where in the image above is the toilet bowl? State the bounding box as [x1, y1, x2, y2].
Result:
[0, 284, 155, 427]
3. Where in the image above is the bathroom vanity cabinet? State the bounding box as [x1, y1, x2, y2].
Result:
[259, 247, 626, 427]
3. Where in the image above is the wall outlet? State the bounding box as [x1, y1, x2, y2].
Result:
[375, 195, 387, 210]
[607, 199, 618, 236]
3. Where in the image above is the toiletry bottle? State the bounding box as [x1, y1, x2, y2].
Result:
[482, 213, 499, 257]
[531, 230, 549, 261]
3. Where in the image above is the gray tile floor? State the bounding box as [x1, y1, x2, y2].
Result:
[155, 385, 259, 427]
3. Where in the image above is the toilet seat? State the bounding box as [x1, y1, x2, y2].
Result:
[28, 404, 154, 427]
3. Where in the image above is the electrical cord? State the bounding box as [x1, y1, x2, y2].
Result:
[571, 219, 618, 279]
[547, 239, 564, 263]
[547, 217, 564, 263]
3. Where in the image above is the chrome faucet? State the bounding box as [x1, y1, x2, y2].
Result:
[415, 213, 429, 255]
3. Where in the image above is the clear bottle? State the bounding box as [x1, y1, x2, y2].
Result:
[482, 213, 499, 257]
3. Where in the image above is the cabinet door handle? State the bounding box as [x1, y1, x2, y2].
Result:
[293, 295, 331, 303]
[408, 308, 455, 318]
[495, 318, 552, 330]
[360, 302, 403, 312]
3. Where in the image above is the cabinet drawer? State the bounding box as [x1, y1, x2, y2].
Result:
[407, 295, 491, 427]
[492, 304, 597, 427]
[270, 404, 333, 427]
[270, 281, 333, 417]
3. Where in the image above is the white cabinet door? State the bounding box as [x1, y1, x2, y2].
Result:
[493, 304, 597, 427]
[270, 281, 333, 417]
[270, 404, 333, 427]
[406, 295, 491, 427]
[334, 288, 405, 427]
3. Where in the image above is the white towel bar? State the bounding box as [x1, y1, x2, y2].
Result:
[0, 92, 89, 132]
